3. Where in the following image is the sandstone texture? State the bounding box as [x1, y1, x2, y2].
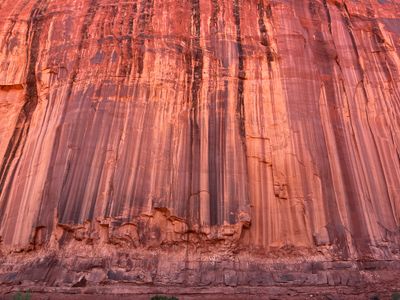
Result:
[0, 0, 400, 298]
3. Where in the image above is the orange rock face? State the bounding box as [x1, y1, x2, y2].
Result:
[0, 0, 400, 296]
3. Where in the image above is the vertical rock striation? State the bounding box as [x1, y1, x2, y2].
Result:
[0, 0, 400, 295]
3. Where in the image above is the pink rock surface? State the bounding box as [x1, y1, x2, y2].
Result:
[0, 0, 400, 296]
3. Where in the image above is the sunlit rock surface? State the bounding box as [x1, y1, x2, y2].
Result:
[0, 0, 400, 297]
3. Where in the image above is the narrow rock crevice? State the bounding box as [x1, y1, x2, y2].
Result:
[208, 0, 225, 227]
[188, 0, 204, 225]
[257, 0, 274, 65]
[233, 0, 246, 139]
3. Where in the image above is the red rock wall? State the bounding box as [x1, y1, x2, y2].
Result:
[0, 0, 399, 265]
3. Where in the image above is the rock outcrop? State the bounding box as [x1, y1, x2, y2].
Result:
[0, 0, 400, 297]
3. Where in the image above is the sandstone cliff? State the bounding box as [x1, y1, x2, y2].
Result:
[0, 0, 400, 297]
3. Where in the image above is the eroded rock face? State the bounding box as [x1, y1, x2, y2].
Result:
[0, 0, 400, 295]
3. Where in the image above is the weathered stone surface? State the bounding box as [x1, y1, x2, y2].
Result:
[0, 0, 400, 297]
